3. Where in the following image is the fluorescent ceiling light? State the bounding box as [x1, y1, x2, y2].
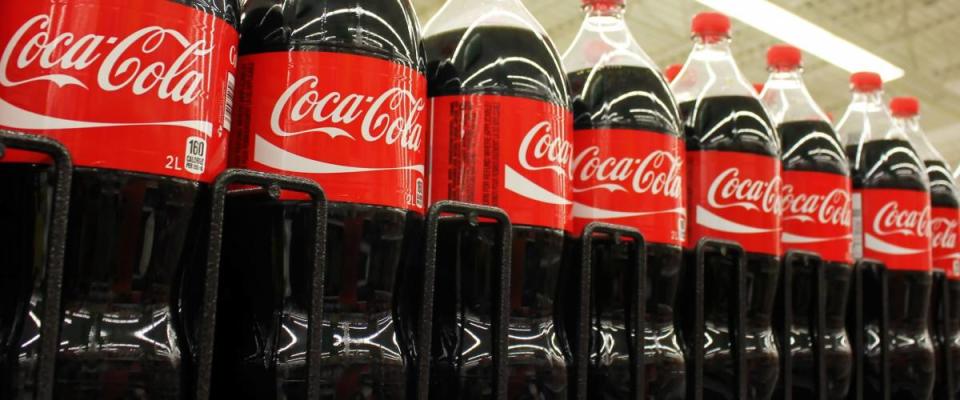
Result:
[696, 0, 905, 81]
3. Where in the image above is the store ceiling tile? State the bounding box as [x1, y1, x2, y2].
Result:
[413, 0, 960, 166]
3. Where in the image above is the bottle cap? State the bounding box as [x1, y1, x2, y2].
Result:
[692, 12, 731, 38]
[582, 0, 625, 10]
[850, 72, 883, 92]
[665, 64, 682, 83]
[753, 83, 765, 94]
[890, 96, 920, 117]
[767, 44, 802, 70]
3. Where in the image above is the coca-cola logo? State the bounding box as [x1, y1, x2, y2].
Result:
[781, 184, 852, 227]
[518, 121, 573, 177]
[707, 168, 781, 214]
[931, 217, 958, 249]
[1, 14, 214, 106]
[872, 201, 930, 238]
[270, 75, 424, 152]
[571, 146, 682, 199]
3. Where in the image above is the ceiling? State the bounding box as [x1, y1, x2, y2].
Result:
[412, 0, 960, 169]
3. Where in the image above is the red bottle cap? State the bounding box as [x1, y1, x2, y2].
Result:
[890, 96, 920, 117]
[767, 44, 802, 70]
[753, 83, 765, 94]
[665, 64, 682, 83]
[850, 72, 883, 92]
[582, 0, 624, 10]
[692, 12, 731, 38]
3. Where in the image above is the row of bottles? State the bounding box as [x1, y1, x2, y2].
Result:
[1, 0, 958, 399]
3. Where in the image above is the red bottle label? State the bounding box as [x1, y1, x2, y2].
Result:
[231, 52, 427, 213]
[571, 128, 685, 245]
[855, 188, 932, 271]
[781, 171, 854, 264]
[0, 0, 239, 183]
[687, 150, 782, 255]
[931, 206, 960, 278]
[430, 95, 573, 232]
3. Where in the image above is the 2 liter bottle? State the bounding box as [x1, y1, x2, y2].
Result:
[0, 0, 239, 398]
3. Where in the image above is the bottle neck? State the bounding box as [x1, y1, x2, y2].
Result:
[761, 68, 829, 124]
[837, 90, 907, 147]
[563, 4, 653, 72]
[672, 36, 753, 104]
[895, 115, 943, 163]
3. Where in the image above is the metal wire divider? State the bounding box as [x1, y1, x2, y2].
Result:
[0, 130, 72, 400]
[418, 201, 512, 400]
[932, 269, 957, 398]
[572, 222, 646, 400]
[193, 169, 328, 400]
[847, 259, 890, 400]
[776, 250, 828, 400]
[687, 238, 747, 400]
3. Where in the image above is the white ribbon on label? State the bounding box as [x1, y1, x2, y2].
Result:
[572, 202, 685, 220]
[504, 165, 571, 205]
[782, 232, 853, 244]
[696, 205, 778, 234]
[253, 134, 424, 175]
[864, 232, 925, 256]
[0, 96, 214, 136]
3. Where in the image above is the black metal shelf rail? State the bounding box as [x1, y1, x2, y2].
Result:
[688, 238, 747, 400]
[572, 222, 647, 400]
[418, 201, 512, 400]
[0, 130, 73, 400]
[194, 169, 328, 400]
[847, 259, 890, 400]
[933, 269, 957, 397]
[777, 250, 828, 400]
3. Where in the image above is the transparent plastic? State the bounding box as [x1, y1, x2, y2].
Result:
[673, 23, 781, 400]
[562, 4, 659, 74]
[424, 1, 571, 399]
[760, 69, 830, 125]
[837, 91, 917, 170]
[896, 115, 947, 165]
[561, 3, 685, 399]
[838, 86, 935, 399]
[761, 62, 853, 399]
[671, 36, 757, 104]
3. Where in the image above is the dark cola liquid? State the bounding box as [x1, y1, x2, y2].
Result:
[425, 26, 570, 400]
[213, 1, 426, 399]
[926, 159, 960, 399]
[0, 166, 211, 400]
[679, 96, 780, 400]
[0, 1, 238, 398]
[775, 120, 852, 399]
[846, 139, 935, 399]
[567, 66, 685, 399]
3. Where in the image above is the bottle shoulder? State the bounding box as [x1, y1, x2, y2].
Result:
[567, 66, 680, 135]
[424, 26, 568, 106]
[679, 96, 779, 157]
[238, 0, 425, 70]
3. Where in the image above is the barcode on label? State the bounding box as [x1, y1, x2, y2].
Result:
[223, 72, 235, 131]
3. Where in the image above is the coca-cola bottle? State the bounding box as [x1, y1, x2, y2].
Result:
[0, 0, 239, 398]
[671, 12, 782, 400]
[563, 0, 685, 398]
[217, 0, 426, 398]
[836, 72, 935, 399]
[423, 0, 573, 398]
[890, 96, 960, 399]
[759, 44, 853, 399]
